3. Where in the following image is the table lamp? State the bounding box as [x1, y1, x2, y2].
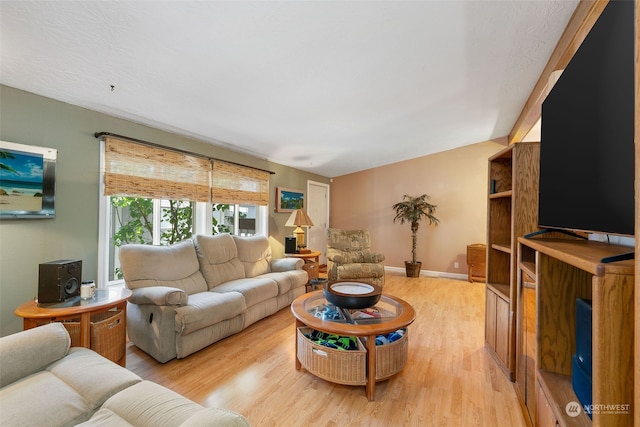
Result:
[285, 209, 314, 252]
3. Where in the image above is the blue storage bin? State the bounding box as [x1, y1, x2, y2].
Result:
[575, 298, 592, 375]
[572, 354, 592, 419]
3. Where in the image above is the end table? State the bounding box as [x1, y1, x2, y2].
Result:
[14, 288, 132, 366]
[285, 250, 321, 283]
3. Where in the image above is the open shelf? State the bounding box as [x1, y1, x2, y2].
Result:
[538, 370, 591, 426]
[491, 243, 512, 254]
[489, 190, 513, 199]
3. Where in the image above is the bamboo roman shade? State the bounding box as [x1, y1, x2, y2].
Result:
[103, 137, 270, 205]
[104, 137, 210, 201]
[212, 160, 270, 205]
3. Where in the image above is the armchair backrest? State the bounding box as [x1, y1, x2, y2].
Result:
[327, 228, 373, 255]
[326, 228, 385, 286]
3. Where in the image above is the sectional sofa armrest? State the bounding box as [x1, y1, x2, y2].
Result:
[0, 322, 70, 387]
[270, 257, 304, 272]
[128, 287, 189, 306]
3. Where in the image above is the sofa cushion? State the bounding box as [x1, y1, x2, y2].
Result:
[175, 291, 246, 335]
[48, 347, 142, 409]
[0, 370, 92, 426]
[120, 240, 208, 295]
[214, 277, 279, 307]
[77, 380, 249, 427]
[257, 270, 308, 295]
[0, 322, 70, 388]
[0, 347, 142, 427]
[194, 234, 245, 288]
[233, 235, 272, 277]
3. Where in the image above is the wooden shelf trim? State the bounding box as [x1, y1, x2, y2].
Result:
[489, 190, 513, 199]
[519, 261, 536, 281]
[487, 283, 510, 301]
[517, 238, 634, 277]
[491, 243, 512, 254]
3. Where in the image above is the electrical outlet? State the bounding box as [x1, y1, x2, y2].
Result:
[454, 262, 459, 269]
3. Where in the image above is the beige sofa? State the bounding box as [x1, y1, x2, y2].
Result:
[0, 323, 249, 427]
[120, 234, 308, 363]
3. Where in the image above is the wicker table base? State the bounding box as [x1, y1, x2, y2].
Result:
[291, 290, 415, 401]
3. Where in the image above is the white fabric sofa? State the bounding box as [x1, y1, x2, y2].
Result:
[0, 323, 249, 427]
[120, 234, 308, 363]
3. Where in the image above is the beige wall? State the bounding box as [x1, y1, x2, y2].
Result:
[330, 140, 506, 276]
[0, 85, 329, 336]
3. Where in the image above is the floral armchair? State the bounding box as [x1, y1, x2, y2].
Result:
[326, 228, 385, 287]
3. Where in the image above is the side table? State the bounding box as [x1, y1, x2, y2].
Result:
[466, 243, 486, 283]
[285, 250, 321, 283]
[14, 288, 132, 366]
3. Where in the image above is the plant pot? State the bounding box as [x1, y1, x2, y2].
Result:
[405, 261, 422, 277]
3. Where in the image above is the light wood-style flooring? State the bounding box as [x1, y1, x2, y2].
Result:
[126, 274, 527, 427]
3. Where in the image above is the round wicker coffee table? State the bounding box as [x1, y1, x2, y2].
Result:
[291, 289, 415, 401]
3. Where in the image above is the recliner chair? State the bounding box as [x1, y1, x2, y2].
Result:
[326, 228, 385, 287]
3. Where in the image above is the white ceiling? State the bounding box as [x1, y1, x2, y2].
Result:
[0, 1, 578, 177]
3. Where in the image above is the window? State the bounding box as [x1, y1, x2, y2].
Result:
[98, 136, 270, 287]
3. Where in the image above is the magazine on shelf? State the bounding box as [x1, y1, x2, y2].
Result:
[307, 304, 346, 322]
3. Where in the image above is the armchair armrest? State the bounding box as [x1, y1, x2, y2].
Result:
[271, 257, 304, 271]
[329, 254, 347, 264]
[128, 287, 188, 306]
[363, 253, 385, 263]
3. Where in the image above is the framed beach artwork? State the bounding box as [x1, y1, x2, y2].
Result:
[0, 140, 57, 219]
[276, 187, 304, 213]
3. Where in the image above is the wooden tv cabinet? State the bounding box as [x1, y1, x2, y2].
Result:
[518, 237, 634, 427]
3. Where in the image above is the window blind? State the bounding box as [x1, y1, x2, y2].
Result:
[212, 160, 270, 206]
[103, 137, 211, 202]
[103, 136, 271, 206]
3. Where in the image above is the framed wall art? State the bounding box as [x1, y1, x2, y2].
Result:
[0, 140, 57, 219]
[276, 187, 304, 212]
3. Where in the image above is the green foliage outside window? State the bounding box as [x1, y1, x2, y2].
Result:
[111, 197, 153, 246]
[160, 200, 193, 245]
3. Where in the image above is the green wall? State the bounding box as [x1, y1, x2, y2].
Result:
[0, 85, 329, 336]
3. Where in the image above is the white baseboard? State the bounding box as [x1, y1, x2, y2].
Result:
[384, 266, 468, 281]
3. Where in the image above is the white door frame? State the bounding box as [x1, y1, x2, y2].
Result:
[306, 180, 330, 265]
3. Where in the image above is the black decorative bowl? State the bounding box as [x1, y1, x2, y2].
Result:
[323, 281, 382, 309]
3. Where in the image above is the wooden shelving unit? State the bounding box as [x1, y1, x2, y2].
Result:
[518, 238, 634, 427]
[485, 142, 540, 380]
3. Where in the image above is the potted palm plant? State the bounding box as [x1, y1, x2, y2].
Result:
[392, 194, 439, 277]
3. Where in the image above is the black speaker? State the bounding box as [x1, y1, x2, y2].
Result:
[38, 259, 82, 303]
[285, 236, 297, 254]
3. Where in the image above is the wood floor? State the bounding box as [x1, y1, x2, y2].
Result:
[125, 274, 527, 427]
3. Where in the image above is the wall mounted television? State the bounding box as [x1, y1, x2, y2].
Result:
[0, 140, 57, 219]
[538, 0, 634, 238]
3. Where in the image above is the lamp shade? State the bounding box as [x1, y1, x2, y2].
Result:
[285, 209, 314, 227]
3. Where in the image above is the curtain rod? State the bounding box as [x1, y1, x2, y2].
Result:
[94, 131, 275, 175]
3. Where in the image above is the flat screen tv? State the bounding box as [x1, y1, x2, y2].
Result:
[0, 140, 57, 219]
[538, 0, 634, 237]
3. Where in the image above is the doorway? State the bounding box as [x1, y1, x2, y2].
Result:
[306, 181, 330, 265]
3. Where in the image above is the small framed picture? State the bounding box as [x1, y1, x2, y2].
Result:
[276, 187, 304, 212]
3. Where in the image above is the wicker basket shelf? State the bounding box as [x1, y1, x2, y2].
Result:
[297, 327, 409, 385]
[62, 309, 125, 364]
[370, 332, 409, 381]
[297, 327, 367, 385]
